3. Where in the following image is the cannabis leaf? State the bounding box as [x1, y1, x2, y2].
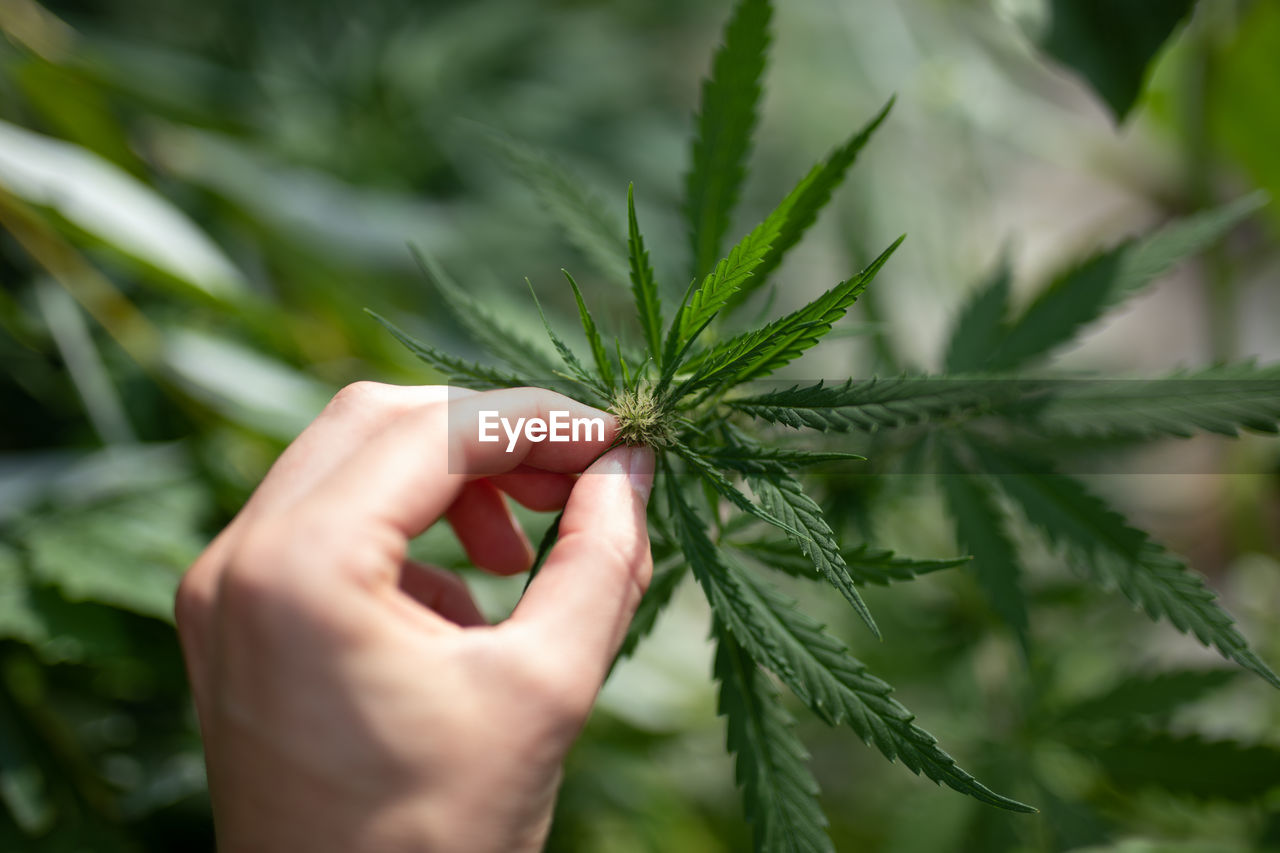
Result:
[686, 0, 771, 282]
[965, 439, 1280, 690]
[1033, 363, 1280, 439]
[976, 195, 1266, 372]
[716, 629, 835, 853]
[669, 477, 1035, 813]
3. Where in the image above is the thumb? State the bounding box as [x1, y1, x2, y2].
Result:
[508, 445, 655, 689]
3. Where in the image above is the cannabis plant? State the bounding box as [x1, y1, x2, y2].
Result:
[371, 0, 1280, 848]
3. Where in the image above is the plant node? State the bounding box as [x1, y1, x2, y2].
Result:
[610, 385, 677, 448]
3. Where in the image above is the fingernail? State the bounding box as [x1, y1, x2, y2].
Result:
[627, 446, 655, 503]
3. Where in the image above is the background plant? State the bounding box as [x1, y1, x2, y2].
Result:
[3, 0, 1280, 850]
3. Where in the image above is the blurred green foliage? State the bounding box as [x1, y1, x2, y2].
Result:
[2, 0, 1279, 850]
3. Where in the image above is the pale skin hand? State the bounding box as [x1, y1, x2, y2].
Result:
[175, 384, 655, 852]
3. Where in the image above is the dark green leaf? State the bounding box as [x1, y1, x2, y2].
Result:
[938, 462, 1030, 655]
[944, 255, 1012, 373]
[731, 376, 1025, 433]
[702, 446, 864, 476]
[1088, 733, 1280, 800]
[667, 479, 1036, 813]
[734, 539, 967, 587]
[1054, 669, 1238, 728]
[747, 473, 879, 638]
[715, 628, 834, 853]
[971, 441, 1280, 689]
[686, 0, 772, 281]
[617, 561, 687, 660]
[1040, 0, 1196, 121]
[1033, 363, 1280, 439]
[671, 442, 805, 540]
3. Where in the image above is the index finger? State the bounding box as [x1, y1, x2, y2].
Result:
[300, 387, 617, 542]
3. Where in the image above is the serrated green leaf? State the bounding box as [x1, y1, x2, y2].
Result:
[715, 628, 834, 853]
[627, 184, 664, 361]
[747, 473, 879, 638]
[408, 246, 560, 378]
[368, 310, 532, 390]
[678, 237, 903, 395]
[1040, 0, 1196, 121]
[666, 479, 1035, 813]
[484, 129, 628, 283]
[731, 376, 1027, 433]
[679, 217, 780, 346]
[944, 255, 1012, 373]
[562, 269, 615, 391]
[686, 0, 772, 282]
[984, 195, 1266, 371]
[1033, 363, 1280, 439]
[672, 441, 806, 541]
[1086, 733, 1280, 801]
[702, 446, 864, 476]
[734, 539, 967, 587]
[726, 98, 895, 311]
[970, 441, 1280, 689]
[938, 460, 1030, 655]
[525, 279, 610, 402]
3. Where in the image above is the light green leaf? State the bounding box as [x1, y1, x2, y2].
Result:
[686, 0, 772, 282]
[728, 97, 894, 310]
[0, 119, 245, 299]
[409, 246, 560, 377]
[562, 269, 615, 391]
[627, 183, 664, 361]
[22, 481, 206, 622]
[484, 130, 628, 283]
[367, 310, 532, 390]
[678, 237, 903, 394]
[984, 195, 1266, 371]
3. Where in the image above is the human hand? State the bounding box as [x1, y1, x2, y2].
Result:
[175, 383, 655, 852]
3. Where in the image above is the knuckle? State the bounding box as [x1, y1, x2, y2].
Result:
[328, 380, 397, 414]
[173, 565, 212, 633]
